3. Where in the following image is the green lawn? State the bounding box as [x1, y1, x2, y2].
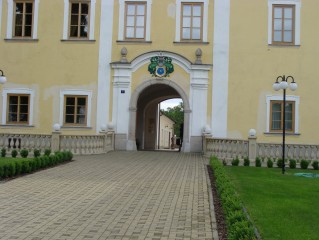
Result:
[225, 167, 319, 240]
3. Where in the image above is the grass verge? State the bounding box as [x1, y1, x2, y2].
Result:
[225, 166, 319, 240]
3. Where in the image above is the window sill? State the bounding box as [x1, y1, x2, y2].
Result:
[0, 124, 34, 127]
[264, 132, 300, 136]
[61, 39, 96, 42]
[268, 44, 300, 48]
[4, 38, 39, 42]
[116, 40, 152, 44]
[61, 126, 92, 129]
[174, 41, 209, 45]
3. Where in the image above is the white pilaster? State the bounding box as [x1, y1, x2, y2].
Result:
[96, 0, 114, 133]
[190, 66, 209, 136]
[0, 0, 3, 35]
[111, 65, 132, 135]
[6, 0, 13, 38]
[211, 0, 230, 137]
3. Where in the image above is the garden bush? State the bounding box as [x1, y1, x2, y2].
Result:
[311, 161, 319, 170]
[11, 149, 18, 158]
[20, 149, 29, 158]
[276, 159, 283, 168]
[0, 150, 73, 179]
[289, 159, 297, 169]
[1, 148, 6, 157]
[267, 159, 273, 168]
[300, 160, 310, 170]
[231, 156, 240, 166]
[255, 157, 262, 167]
[243, 157, 250, 167]
[44, 149, 51, 156]
[33, 149, 41, 158]
[210, 156, 256, 240]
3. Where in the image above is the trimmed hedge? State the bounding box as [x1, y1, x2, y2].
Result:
[0, 151, 73, 179]
[210, 156, 256, 240]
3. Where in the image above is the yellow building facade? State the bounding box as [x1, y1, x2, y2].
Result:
[0, 0, 317, 153]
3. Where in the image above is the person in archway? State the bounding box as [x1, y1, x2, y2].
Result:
[179, 123, 184, 152]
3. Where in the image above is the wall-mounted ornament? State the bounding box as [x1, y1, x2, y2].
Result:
[148, 53, 174, 78]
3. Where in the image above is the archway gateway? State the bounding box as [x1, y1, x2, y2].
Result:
[127, 79, 191, 151]
[110, 51, 211, 152]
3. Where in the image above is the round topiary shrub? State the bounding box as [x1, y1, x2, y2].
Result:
[11, 149, 18, 158]
[255, 157, 262, 167]
[33, 149, 41, 158]
[267, 159, 273, 168]
[243, 157, 250, 167]
[1, 148, 6, 157]
[300, 160, 310, 170]
[231, 157, 240, 166]
[289, 159, 297, 169]
[20, 149, 29, 158]
[311, 161, 319, 170]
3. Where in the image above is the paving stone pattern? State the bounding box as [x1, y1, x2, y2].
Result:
[0, 151, 217, 240]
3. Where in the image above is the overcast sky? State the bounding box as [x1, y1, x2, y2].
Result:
[160, 98, 182, 110]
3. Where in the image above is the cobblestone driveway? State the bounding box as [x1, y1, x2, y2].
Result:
[0, 151, 217, 240]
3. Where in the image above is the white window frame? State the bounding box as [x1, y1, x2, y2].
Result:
[6, 0, 39, 39]
[118, 0, 152, 41]
[266, 95, 300, 133]
[1, 88, 34, 125]
[0, 0, 3, 34]
[59, 89, 92, 127]
[62, 0, 96, 40]
[268, 0, 301, 45]
[175, 0, 209, 42]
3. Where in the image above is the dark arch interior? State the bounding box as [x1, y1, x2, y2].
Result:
[136, 83, 182, 150]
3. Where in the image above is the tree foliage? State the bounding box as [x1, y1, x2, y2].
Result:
[161, 102, 184, 137]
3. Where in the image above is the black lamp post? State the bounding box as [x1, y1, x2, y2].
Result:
[273, 75, 297, 174]
[0, 69, 7, 84]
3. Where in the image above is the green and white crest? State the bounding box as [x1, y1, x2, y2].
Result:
[148, 54, 174, 78]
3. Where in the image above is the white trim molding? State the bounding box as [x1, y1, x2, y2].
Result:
[211, 0, 230, 138]
[118, 0, 152, 41]
[1, 88, 35, 125]
[175, 0, 209, 42]
[96, 0, 114, 133]
[6, 0, 40, 39]
[0, 0, 3, 35]
[62, 0, 96, 40]
[59, 89, 93, 127]
[266, 95, 300, 133]
[268, 0, 301, 45]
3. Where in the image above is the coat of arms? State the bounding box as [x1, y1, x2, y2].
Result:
[148, 54, 174, 78]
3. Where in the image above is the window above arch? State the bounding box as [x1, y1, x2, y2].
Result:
[175, 0, 209, 43]
[118, 0, 152, 42]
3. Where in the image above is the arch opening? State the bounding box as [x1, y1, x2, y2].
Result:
[127, 79, 191, 152]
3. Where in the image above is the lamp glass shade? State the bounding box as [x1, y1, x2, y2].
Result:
[272, 82, 280, 91]
[280, 81, 289, 89]
[0, 76, 7, 84]
[289, 82, 298, 91]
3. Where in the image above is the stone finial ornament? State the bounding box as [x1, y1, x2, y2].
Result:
[121, 47, 128, 63]
[195, 48, 202, 64]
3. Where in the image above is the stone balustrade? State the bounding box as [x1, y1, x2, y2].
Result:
[205, 137, 249, 160]
[0, 131, 115, 156]
[204, 135, 319, 161]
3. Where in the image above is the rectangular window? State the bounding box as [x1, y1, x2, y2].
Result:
[272, 5, 295, 45]
[69, 1, 90, 38]
[181, 3, 203, 41]
[125, 2, 146, 40]
[270, 101, 295, 132]
[64, 96, 87, 125]
[7, 94, 30, 124]
[13, 0, 33, 37]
